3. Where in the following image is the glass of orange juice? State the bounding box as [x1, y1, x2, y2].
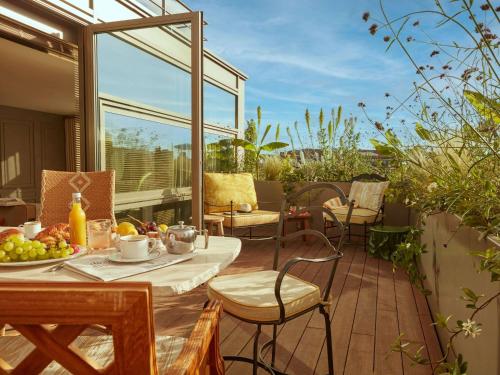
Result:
[87, 219, 112, 250]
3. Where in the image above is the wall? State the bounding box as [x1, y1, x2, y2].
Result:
[0, 105, 66, 202]
[420, 212, 500, 375]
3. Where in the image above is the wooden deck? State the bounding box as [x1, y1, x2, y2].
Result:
[155, 237, 442, 375]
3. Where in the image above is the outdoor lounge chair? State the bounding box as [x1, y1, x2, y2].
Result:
[204, 172, 280, 238]
[323, 173, 389, 251]
[206, 182, 354, 375]
[39, 170, 116, 227]
[0, 282, 224, 375]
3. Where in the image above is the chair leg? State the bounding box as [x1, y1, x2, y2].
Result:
[253, 324, 262, 375]
[321, 307, 334, 375]
[364, 222, 367, 252]
[271, 324, 278, 366]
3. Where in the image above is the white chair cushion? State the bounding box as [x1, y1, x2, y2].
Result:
[0, 333, 186, 373]
[207, 270, 321, 322]
[348, 181, 389, 211]
[323, 206, 380, 224]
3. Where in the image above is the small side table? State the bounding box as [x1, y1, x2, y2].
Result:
[282, 212, 312, 246]
[204, 214, 225, 236]
[368, 225, 410, 260]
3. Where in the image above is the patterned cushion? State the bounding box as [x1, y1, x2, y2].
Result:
[207, 270, 321, 322]
[323, 197, 342, 210]
[348, 181, 389, 211]
[204, 173, 258, 214]
[0, 334, 186, 373]
[212, 210, 279, 228]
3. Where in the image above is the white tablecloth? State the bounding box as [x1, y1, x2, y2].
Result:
[0, 229, 241, 297]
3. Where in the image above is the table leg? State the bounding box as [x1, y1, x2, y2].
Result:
[216, 221, 224, 236]
[303, 218, 312, 243]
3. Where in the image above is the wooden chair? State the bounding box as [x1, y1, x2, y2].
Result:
[206, 183, 353, 375]
[39, 170, 116, 227]
[0, 282, 224, 375]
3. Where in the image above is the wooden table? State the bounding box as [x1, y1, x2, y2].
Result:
[282, 212, 312, 245]
[0, 233, 241, 297]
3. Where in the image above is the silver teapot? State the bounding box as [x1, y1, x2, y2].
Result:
[164, 221, 209, 254]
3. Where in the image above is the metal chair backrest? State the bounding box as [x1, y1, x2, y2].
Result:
[39, 170, 116, 227]
[273, 183, 354, 301]
[351, 173, 387, 182]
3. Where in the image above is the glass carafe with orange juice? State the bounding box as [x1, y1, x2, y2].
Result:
[69, 192, 86, 246]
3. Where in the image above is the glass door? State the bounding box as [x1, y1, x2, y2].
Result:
[84, 13, 203, 228]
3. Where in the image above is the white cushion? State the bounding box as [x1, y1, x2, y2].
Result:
[324, 206, 380, 224]
[207, 270, 321, 322]
[348, 181, 389, 211]
[0, 333, 186, 373]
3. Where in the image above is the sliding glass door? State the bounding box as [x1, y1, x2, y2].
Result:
[84, 13, 203, 228]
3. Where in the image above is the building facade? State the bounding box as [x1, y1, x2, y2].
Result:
[0, 0, 247, 227]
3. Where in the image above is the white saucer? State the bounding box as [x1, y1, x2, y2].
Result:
[107, 251, 161, 263]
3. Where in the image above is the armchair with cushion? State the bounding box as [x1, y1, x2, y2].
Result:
[206, 182, 353, 375]
[323, 173, 389, 251]
[204, 172, 280, 238]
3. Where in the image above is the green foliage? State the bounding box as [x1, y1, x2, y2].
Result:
[390, 228, 430, 294]
[262, 155, 286, 181]
[364, 0, 500, 372]
[235, 107, 288, 179]
[281, 108, 377, 189]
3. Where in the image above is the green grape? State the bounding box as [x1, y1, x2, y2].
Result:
[32, 240, 42, 248]
[3, 241, 14, 252]
[14, 247, 24, 255]
[38, 253, 50, 260]
[61, 249, 70, 258]
[22, 242, 33, 251]
[28, 249, 37, 259]
[3, 256, 11, 263]
[54, 250, 62, 258]
[0, 250, 5, 258]
[36, 248, 47, 256]
[12, 237, 24, 247]
[58, 240, 68, 249]
[10, 253, 18, 261]
[20, 254, 29, 261]
[68, 247, 75, 255]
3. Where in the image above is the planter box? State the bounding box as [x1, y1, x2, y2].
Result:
[420, 212, 500, 374]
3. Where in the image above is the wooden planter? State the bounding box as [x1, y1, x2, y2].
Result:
[420, 212, 500, 374]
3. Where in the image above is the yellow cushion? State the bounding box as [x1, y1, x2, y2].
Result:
[324, 206, 379, 224]
[348, 181, 389, 211]
[207, 270, 321, 322]
[212, 210, 279, 228]
[0, 334, 186, 373]
[204, 173, 258, 214]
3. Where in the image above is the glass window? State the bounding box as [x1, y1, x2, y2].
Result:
[204, 132, 236, 173]
[115, 201, 191, 227]
[104, 111, 191, 193]
[96, 33, 191, 116]
[204, 82, 236, 128]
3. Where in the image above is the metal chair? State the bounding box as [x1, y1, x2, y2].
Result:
[207, 182, 354, 374]
[324, 174, 388, 251]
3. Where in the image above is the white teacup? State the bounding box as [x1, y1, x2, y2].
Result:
[119, 235, 156, 259]
[19, 221, 41, 239]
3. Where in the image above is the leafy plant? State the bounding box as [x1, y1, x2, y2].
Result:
[361, 0, 500, 372]
[233, 106, 288, 179]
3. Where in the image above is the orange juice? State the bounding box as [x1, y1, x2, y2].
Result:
[69, 192, 86, 246]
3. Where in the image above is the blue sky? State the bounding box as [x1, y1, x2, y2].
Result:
[188, 0, 495, 148]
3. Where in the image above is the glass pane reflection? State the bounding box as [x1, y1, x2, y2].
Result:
[104, 112, 191, 193]
[204, 82, 236, 128]
[204, 132, 236, 173]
